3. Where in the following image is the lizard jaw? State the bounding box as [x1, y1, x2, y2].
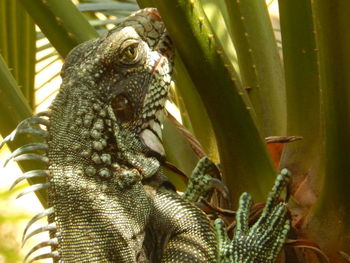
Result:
[139, 54, 169, 158]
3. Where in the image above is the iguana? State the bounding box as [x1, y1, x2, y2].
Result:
[1, 8, 290, 263]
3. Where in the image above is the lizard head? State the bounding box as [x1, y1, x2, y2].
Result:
[48, 8, 174, 179]
[84, 8, 173, 132]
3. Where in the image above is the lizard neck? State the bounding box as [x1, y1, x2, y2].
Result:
[46, 86, 159, 261]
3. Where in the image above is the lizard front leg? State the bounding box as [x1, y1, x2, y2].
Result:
[145, 186, 218, 263]
[140, 157, 226, 262]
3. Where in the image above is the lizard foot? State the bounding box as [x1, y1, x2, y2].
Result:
[215, 169, 291, 263]
[182, 156, 229, 202]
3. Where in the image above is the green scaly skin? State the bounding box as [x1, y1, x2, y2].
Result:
[1, 8, 290, 263]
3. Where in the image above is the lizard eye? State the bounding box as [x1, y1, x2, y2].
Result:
[111, 94, 134, 122]
[125, 45, 137, 58]
[120, 43, 140, 64]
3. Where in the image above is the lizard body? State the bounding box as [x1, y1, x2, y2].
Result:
[45, 8, 217, 262]
[5, 8, 217, 263]
[1, 8, 289, 263]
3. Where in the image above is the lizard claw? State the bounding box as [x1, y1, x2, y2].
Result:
[208, 177, 230, 200]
